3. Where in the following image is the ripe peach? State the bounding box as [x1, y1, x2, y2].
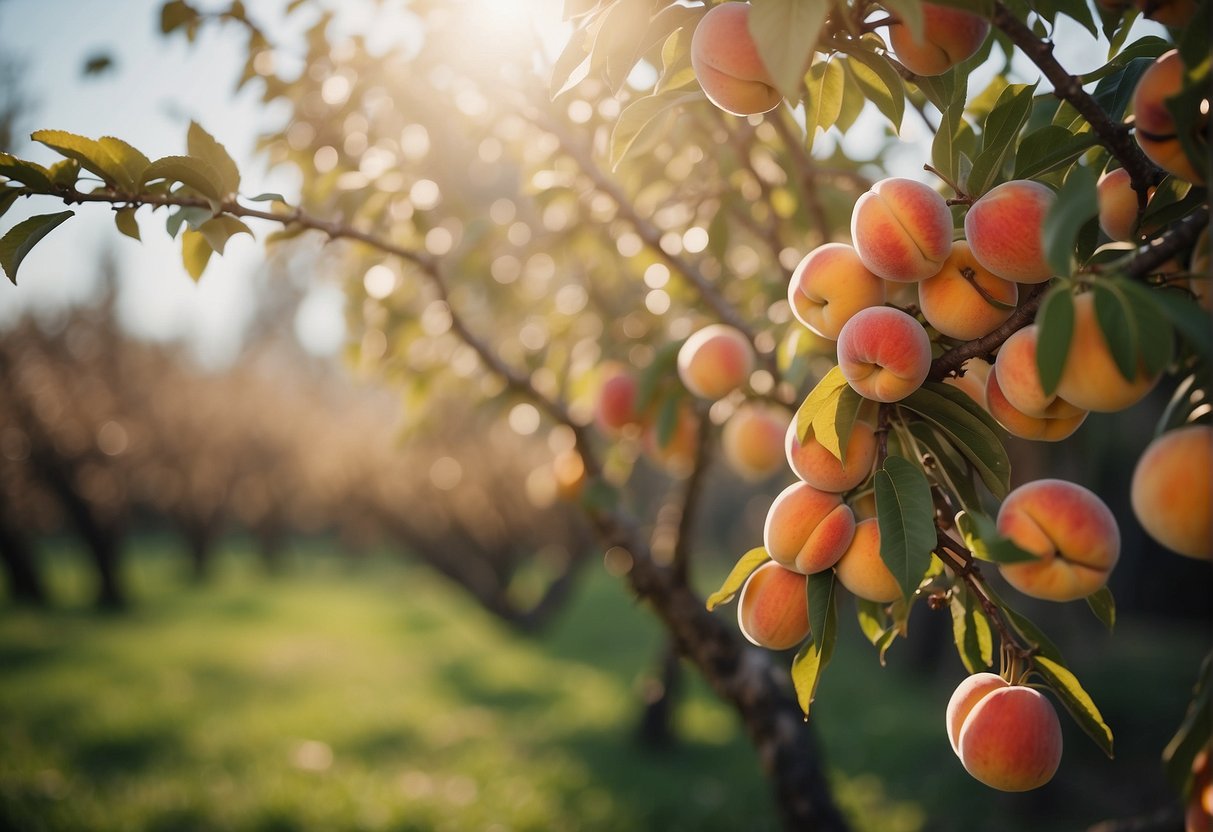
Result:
[1133, 49, 1205, 184]
[643, 400, 700, 475]
[788, 243, 887, 340]
[786, 419, 877, 493]
[986, 370, 1088, 442]
[851, 178, 954, 282]
[919, 241, 1018, 340]
[1187, 748, 1213, 832]
[947, 673, 1063, 792]
[993, 326, 1086, 419]
[737, 561, 811, 650]
[690, 2, 782, 117]
[677, 323, 755, 400]
[1097, 167, 1152, 242]
[964, 180, 1057, 283]
[836, 306, 933, 403]
[887, 3, 991, 77]
[943, 358, 992, 410]
[1130, 424, 1213, 560]
[594, 364, 642, 434]
[1135, 0, 1200, 28]
[849, 490, 878, 521]
[1054, 292, 1162, 413]
[722, 402, 790, 481]
[834, 518, 901, 603]
[996, 479, 1120, 601]
[763, 481, 856, 575]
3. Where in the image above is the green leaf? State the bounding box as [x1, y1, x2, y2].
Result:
[930, 78, 967, 185]
[1153, 287, 1213, 364]
[988, 586, 1065, 664]
[1012, 125, 1098, 180]
[949, 586, 994, 674]
[1085, 586, 1115, 632]
[609, 91, 703, 170]
[792, 571, 837, 716]
[806, 570, 836, 655]
[803, 58, 846, 152]
[874, 456, 936, 601]
[655, 393, 680, 449]
[1043, 164, 1097, 276]
[197, 215, 252, 255]
[1033, 655, 1114, 759]
[98, 137, 151, 189]
[0, 211, 74, 284]
[812, 386, 863, 465]
[655, 28, 697, 95]
[144, 155, 224, 202]
[0, 153, 54, 191]
[187, 122, 240, 196]
[181, 228, 213, 281]
[1092, 57, 1154, 122]
[591, 0, 648, 93]
[1117, 280, 1174, 375]
[705, 547, 770, 611]
[30, 130, 143, 192]
[114, 207, 141, 242]
[748, 0, 829, 102]
[1081, 35, 1170, 82]
[1035, 285, 1075, 397]
[842, 48, 904, 134]
[907, 421, 982, 516]
[855, 599, 887, 646]
[967, 83, 1037, 196]
[1163, 653, 1212, 792]
[956, 510, 1040, 564]
[550, 23, 591, 99]
[1051, 0, 1097, 35]
[795, 365, 849, 443]
[248, 192, 287, 203]
[0, 189, 21, 220]
[47, 159, 81, 188]
[901, 383, 1011, 499]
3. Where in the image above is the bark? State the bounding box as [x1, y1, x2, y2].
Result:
[0, 508, 46, 605]
[635, 638, 683, 750]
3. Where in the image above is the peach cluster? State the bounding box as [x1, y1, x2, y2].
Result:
[946, 673, 1063, 791]
[986, 326, 1088, 442]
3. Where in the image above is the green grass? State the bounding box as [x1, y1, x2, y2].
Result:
[0, 540, 1206, 831]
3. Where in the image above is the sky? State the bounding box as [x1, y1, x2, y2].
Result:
[0, 1, 1164, 365]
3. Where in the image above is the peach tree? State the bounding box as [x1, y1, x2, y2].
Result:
[0, 0, 1209, 827]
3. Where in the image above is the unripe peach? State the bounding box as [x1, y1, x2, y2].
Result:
[786, 419, 877, 493]
[763, 481, 856, 574]
[887, 3, 991, 77]
[722, 402, 791, 481]
[737, 561, 811, 650]
[851, 178, 954, 282]
[997, 479, 1120, 601]
[947, 673, 1063, 792]
[788, 243, 887, 340]
[1131, 425, 1213, 560]
[1135, 0, 1200, 28]
[1097, 167, 1152, 242]
[964, 180, 1056, 283]
[1133, 49, 1205, 184]
[943, 358, 992, 410]
[919, 241, 1018, 340]
[993, 326, 1086, 419]
[986, 370, 1088, 442]
[834, 518, 901, 602]
[690, 2, 782, 117]
[1054, 292, 1162, 413]
[677, 324, 755, 400]
[594, 364, 642, 434]
[837, 306, 933, 403]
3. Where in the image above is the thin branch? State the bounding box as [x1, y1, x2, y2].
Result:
[670, 404, 713, 587]
[928, 282, 1049, 381]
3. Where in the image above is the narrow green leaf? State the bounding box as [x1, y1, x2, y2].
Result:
[248, 192, 287, 203]
[1033, 655, 1114, 759]
[907, 421, 983, 516]
[1163, 653, 1212, 792]
[0, 189, 21, 220]
[1080, 35, 1169, 83]
[144, 155, 224, 202]
[949, 587, 994, 674]
[874, 456, 936, 601]
[1043, 163, 1097, 277]
[843, 47, 904, 134]
[901, 383, 1011, 498]
[803, 58, 846, 152]
[855, 599, 887, 646]
[706, 547, 770, 611]
[550, 22, 591, 99]
[806, 570, 836, 654]
[609, 91, 703, 170]
[1153, 287, 1213, 364]
[1117, 279, 1174, 375]
[792, 573, 837, 716]
[655, 28, 697, 95]
[1085, 586, 1116, 632]
[748, 0, 829, 102]
[1091, 57, 1154, 122]
[114, 207, 141, 242]
[181, 228, 213, 281]
[1012, 125, 1098, 180]
[967, 83, 1037, 196]
[956, 510, 1040, 564]
[0, 210, 74, 284]
[987, 586, 1065, 664]
[1092, 282, 1139, 381]
[1035, 285, 1075, 397]
[796, 365, 849, 444]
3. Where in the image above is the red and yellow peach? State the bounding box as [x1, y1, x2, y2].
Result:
[737, 560, 811, 650]
[1133, 49, 1205, 184]
[919, 241, 1018, 340]
[836, 306, 933, 402]
[851, 178, 954, 282]
[677, 323, 755, 400]
[887, 3, 991, 77]
[964, 180, 1057, 284]
[690, 2, 782, 117]
[722, 402, 791, 481]
[834, 518, 902, 603]
[1054, 292, 1162, 413]
[1131, 424, 1213, 560]
[763, 481, 856, 574]
[788, 243, 887, 340]
[786, 420, 878, 493]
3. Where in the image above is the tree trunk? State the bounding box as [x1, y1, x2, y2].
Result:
[635, 639, 683, 749]
[0, 510, 46, 605]
[182, 518, 218, 583]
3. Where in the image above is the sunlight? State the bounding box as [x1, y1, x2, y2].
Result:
[445, 0, 568, 71]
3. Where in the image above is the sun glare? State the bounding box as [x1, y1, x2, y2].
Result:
[450, 0, 569, 70]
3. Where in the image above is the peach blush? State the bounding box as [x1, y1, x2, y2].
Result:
[851, 178, 954, 282]
[763, 481, 857, 575]
[836, 306, 932, 403]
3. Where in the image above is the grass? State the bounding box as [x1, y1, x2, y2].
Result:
[0, 539, 1207, 831]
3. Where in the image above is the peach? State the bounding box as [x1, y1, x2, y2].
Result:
[919, 241, 1018, 340]
[763, 481, 856, 574]
[887, 3, 991, 77]
[788, 243, 887, 340]
[851, 178, 954, 282]
[786, 419, 877, 493]
[552, 449, 586, 502]
[1135, 0, 1200, 27]
[993, 326, 1085, 419]
[1054, 292, 1162, 413]
[737, 561, 811, 650]
[986, 370, 1088, 442]
[834, 517, 901, 602]
[996, 479, 1120, 601]
[1097, 167, 1152, 242]
[964, 180, 1056, 283]
[947, 673, 1063, 792]
[849, 490, 878, 521]
[836, 306, 933, 403]
[677, 323, 755, 400]
[1133, 49, 1205, 184]
[722, 402, 790, 481]
[943, 358, 991, 410]
[1130, 424, 1213, 560]
[1187, 748, 1213, 832]
[643, 400, 700, 475]
[594, 364, 642, 434]
[690, 2, 782, 117]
